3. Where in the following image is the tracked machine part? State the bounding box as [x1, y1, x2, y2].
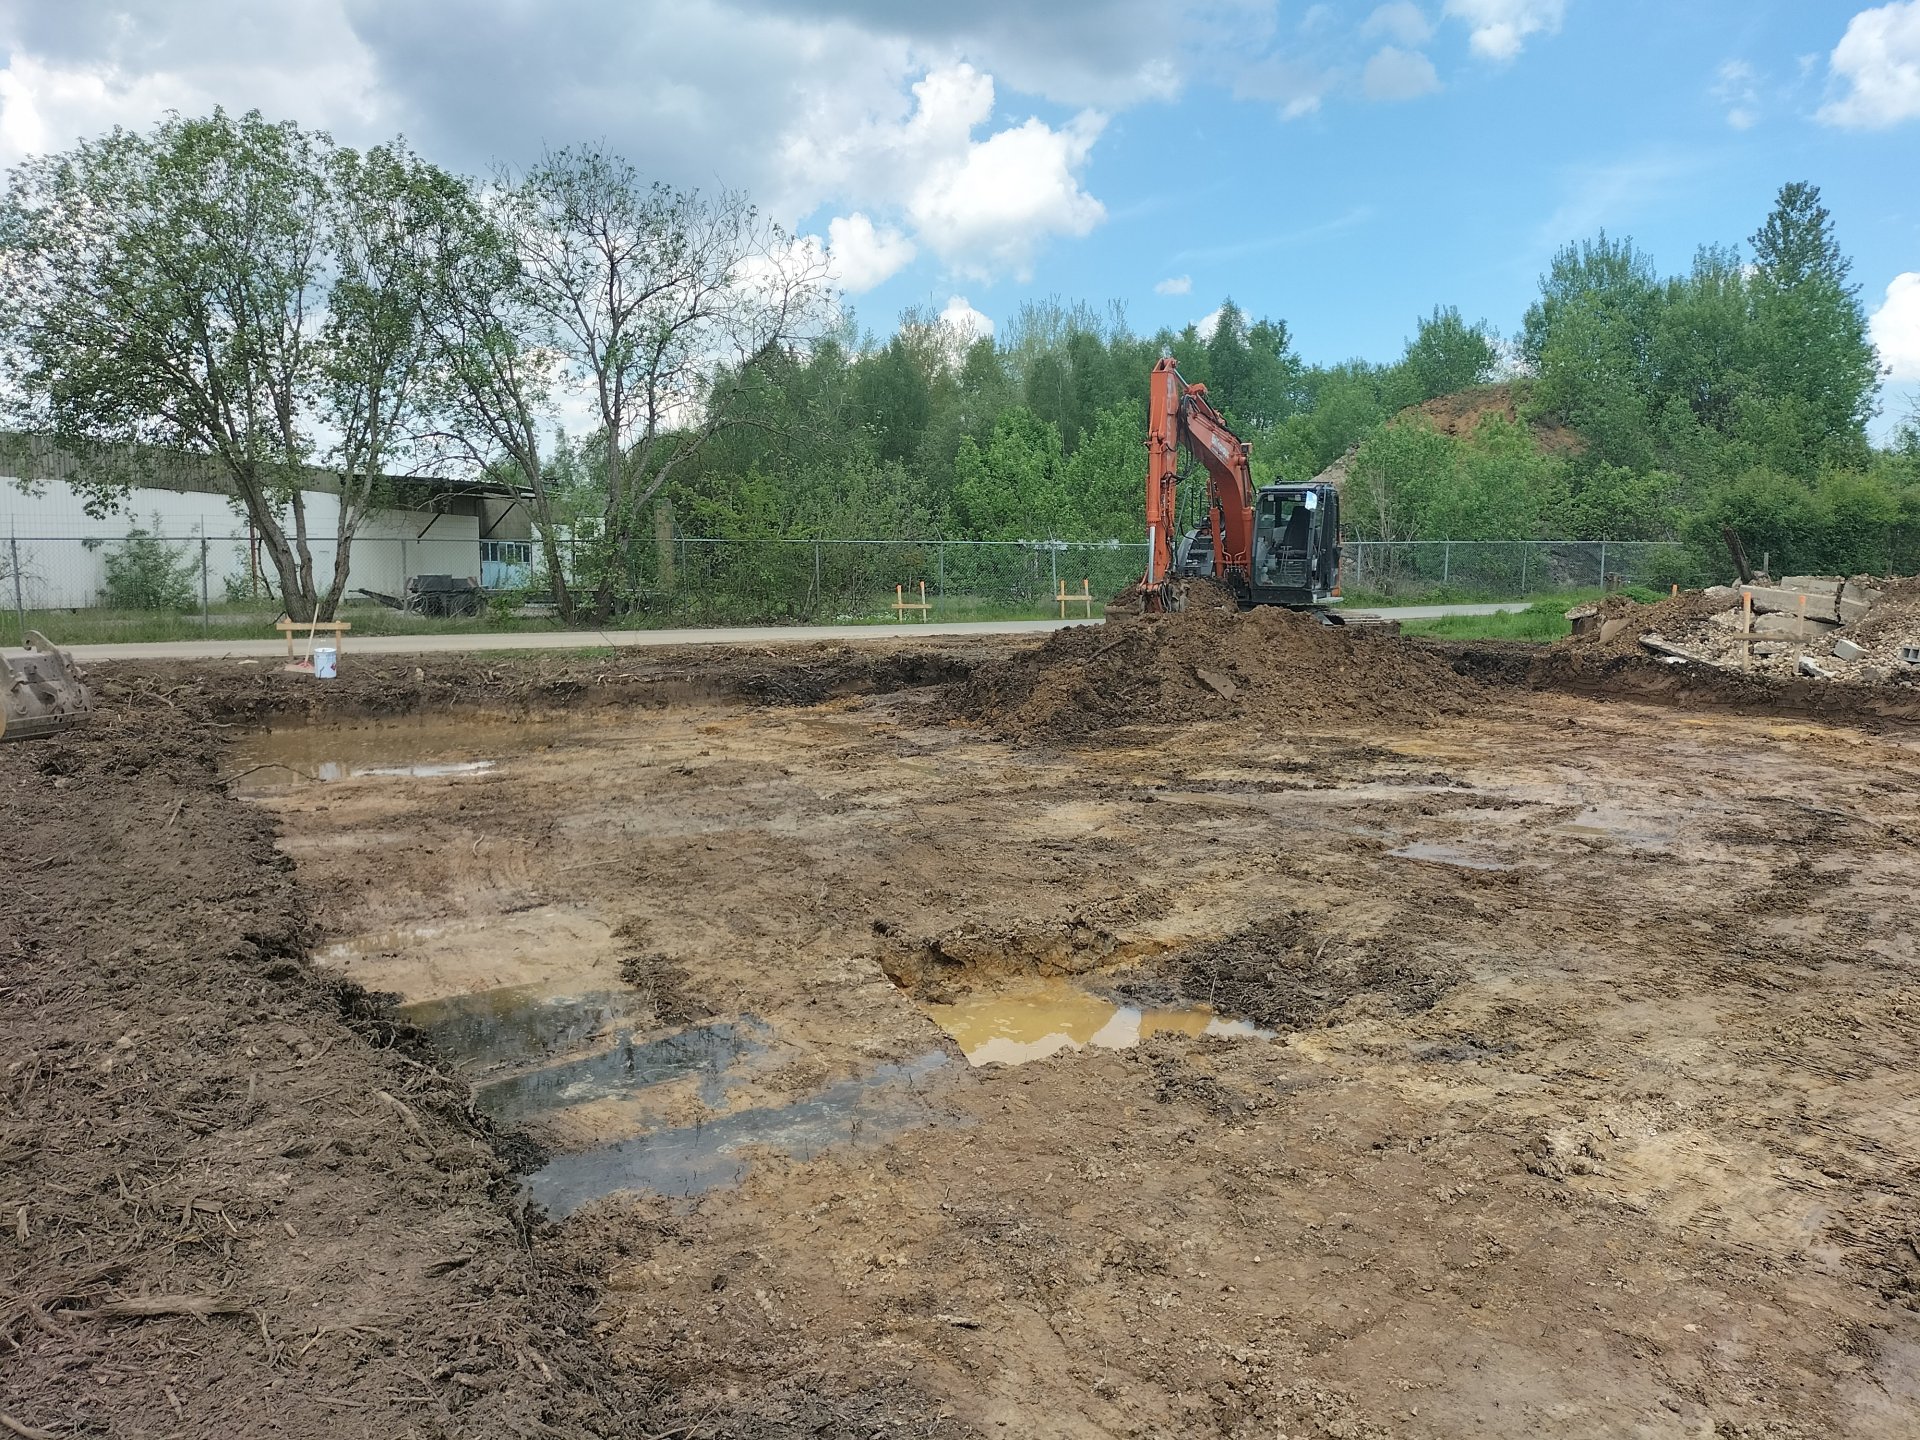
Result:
[2, 631, 94, 742]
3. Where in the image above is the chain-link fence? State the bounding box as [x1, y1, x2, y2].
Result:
[3, 529, 1741, 645]
[1340, 539, 1720, 598]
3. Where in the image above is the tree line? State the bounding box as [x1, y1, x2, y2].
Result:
[4, 108, 1914, 624]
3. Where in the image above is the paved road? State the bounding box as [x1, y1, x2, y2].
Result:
[8, 603, 1530, 664]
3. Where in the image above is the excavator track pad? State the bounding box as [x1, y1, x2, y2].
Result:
[2, 632, 94, 743]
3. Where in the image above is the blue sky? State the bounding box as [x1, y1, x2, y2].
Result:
[2, 0, 1915, 431]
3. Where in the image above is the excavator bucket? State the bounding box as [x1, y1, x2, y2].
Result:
[2, 632, 94, 743]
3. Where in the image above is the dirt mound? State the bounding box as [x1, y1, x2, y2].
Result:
[1411, 382, 1584, 454]
[1108, 912, 1459, 1032]
[953, 606, 1480, 738]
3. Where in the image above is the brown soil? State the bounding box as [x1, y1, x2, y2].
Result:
[954, 605, 1479, 739]
[9, 629, 1920, 1438]
[1412, 382, 1585, 454]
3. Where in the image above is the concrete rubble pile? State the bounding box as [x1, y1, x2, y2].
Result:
[1568, 575, 1920, 686]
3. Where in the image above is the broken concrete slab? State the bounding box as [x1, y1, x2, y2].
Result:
[1746, 586, 1841, 622]
[1798, 656, 1834, 680]
[1753, 612, 1840, 637]
[1598, 617, 1632, 644]
[1832, 638, 1866, 662]
[1640, 635, 1708, 664]
[1838, 581, 1884, 624]
[1781, 576, 1842, 595]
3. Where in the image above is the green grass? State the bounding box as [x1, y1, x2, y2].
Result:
[1399, 602, 1576, 643]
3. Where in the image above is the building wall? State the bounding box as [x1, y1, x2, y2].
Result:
[1, 477, 487, 610]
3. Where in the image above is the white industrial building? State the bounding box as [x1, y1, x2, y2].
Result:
[1, 437, 534, 610]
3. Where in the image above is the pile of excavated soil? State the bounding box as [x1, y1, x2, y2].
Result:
[1106, 912, 1461, 1032]
[953, 606, 1480, 739]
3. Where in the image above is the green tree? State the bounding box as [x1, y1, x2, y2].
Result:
[93, 522, 199, 611]
[1740, 182, 1877, 477]
[951, 407, 1068, 540]
[498, 145, 832, 621]
[0, 110, 466, 620]
[1403, 306, 1497, 401]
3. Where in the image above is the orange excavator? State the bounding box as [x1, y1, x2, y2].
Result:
[1137, 355, 1342, 615]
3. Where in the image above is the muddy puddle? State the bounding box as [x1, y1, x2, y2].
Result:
[526, 1052, 952, 1214]
[227, 713, 616, 794]
[924, 979, 1273, 1066]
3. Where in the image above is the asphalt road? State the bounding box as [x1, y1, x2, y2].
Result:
[9, 603, 1531, 664]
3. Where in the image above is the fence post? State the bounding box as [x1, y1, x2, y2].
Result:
[1521, 546, 1529, 594]
[1049, 542, 1058, 600]
[936, 543, 945, 619]
[1598, 539, 1608, 590]
[1442, 540, 1451, 587]
[200, 536, 210, 634]
[813, 540, 821, 612]
[9, 533, 24, 645]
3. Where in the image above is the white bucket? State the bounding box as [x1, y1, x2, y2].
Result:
[312, 646, 338, 679]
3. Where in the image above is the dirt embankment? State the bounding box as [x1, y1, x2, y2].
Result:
[0, 706, 661, 1437]
[953, 605, 1482, 739]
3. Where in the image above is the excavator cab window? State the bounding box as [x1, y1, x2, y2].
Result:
[1255, 491, 1316, 587]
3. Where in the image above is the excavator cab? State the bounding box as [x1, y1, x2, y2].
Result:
[1248, 483, 1340, 607]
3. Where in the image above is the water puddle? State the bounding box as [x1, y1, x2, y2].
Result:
[525, 1052, 951, 1214]
[1553, 806, 1674, 849]
[475, 1020, 769, 1125]
[395, 982, 645, 1074]
[227, 714, 599, 794]
[1388, 841, 1514, 872]
[924, 980, 1272, 1067]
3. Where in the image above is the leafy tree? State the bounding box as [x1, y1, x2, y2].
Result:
[498, 146, 832, 621]
[951, 407, 1069, 540]
[0, 110, 465, 620]
[92, 522, 199, 611]
[1403, 306, 1497, 401]
[1741, 182, 1877, 477]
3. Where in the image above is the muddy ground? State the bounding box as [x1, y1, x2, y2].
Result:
[6, 635, 1920, 1438]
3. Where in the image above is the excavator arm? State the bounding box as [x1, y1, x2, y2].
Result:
[1144, 355, 1258, 597]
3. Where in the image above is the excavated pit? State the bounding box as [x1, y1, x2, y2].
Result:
[19, 630, 1920, 1439]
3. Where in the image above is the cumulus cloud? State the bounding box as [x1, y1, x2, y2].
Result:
[1818, 1, 1920, 128]
[938, 295, 994, 343]
[1443, 0, 1566, 61]
[1713, 59, 1761, 129]
[1362, 3, 1434, 46]
[1872, 273, 1920, 380]
[825, 213, 916, 292]
[1363, 45, 1441, 100]
[1154, 274, 1193, 296]
[1195, 306, 1224, 339]
[0, 3, 383, 171]
[788, 62, 1107, 282]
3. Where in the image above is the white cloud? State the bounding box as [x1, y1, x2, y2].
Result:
[1363, 45, 1441, 100]
[1443, 0, 1566, 61]
[938, 295, 994, 344]
[1818, 1, 1920, 129]
[824, 212, 915, 293]
[1714, 59, 1761, 129]
[0, 8, 383, 172]
[1871, 273, 1920, 380]
[1234, 53, 1338, 119]
[1363, 3, 1435, 46]
[1155, 274, 1193, 296]
[1195, 306, 1224, 339]
[890, 67, 1108, 282]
